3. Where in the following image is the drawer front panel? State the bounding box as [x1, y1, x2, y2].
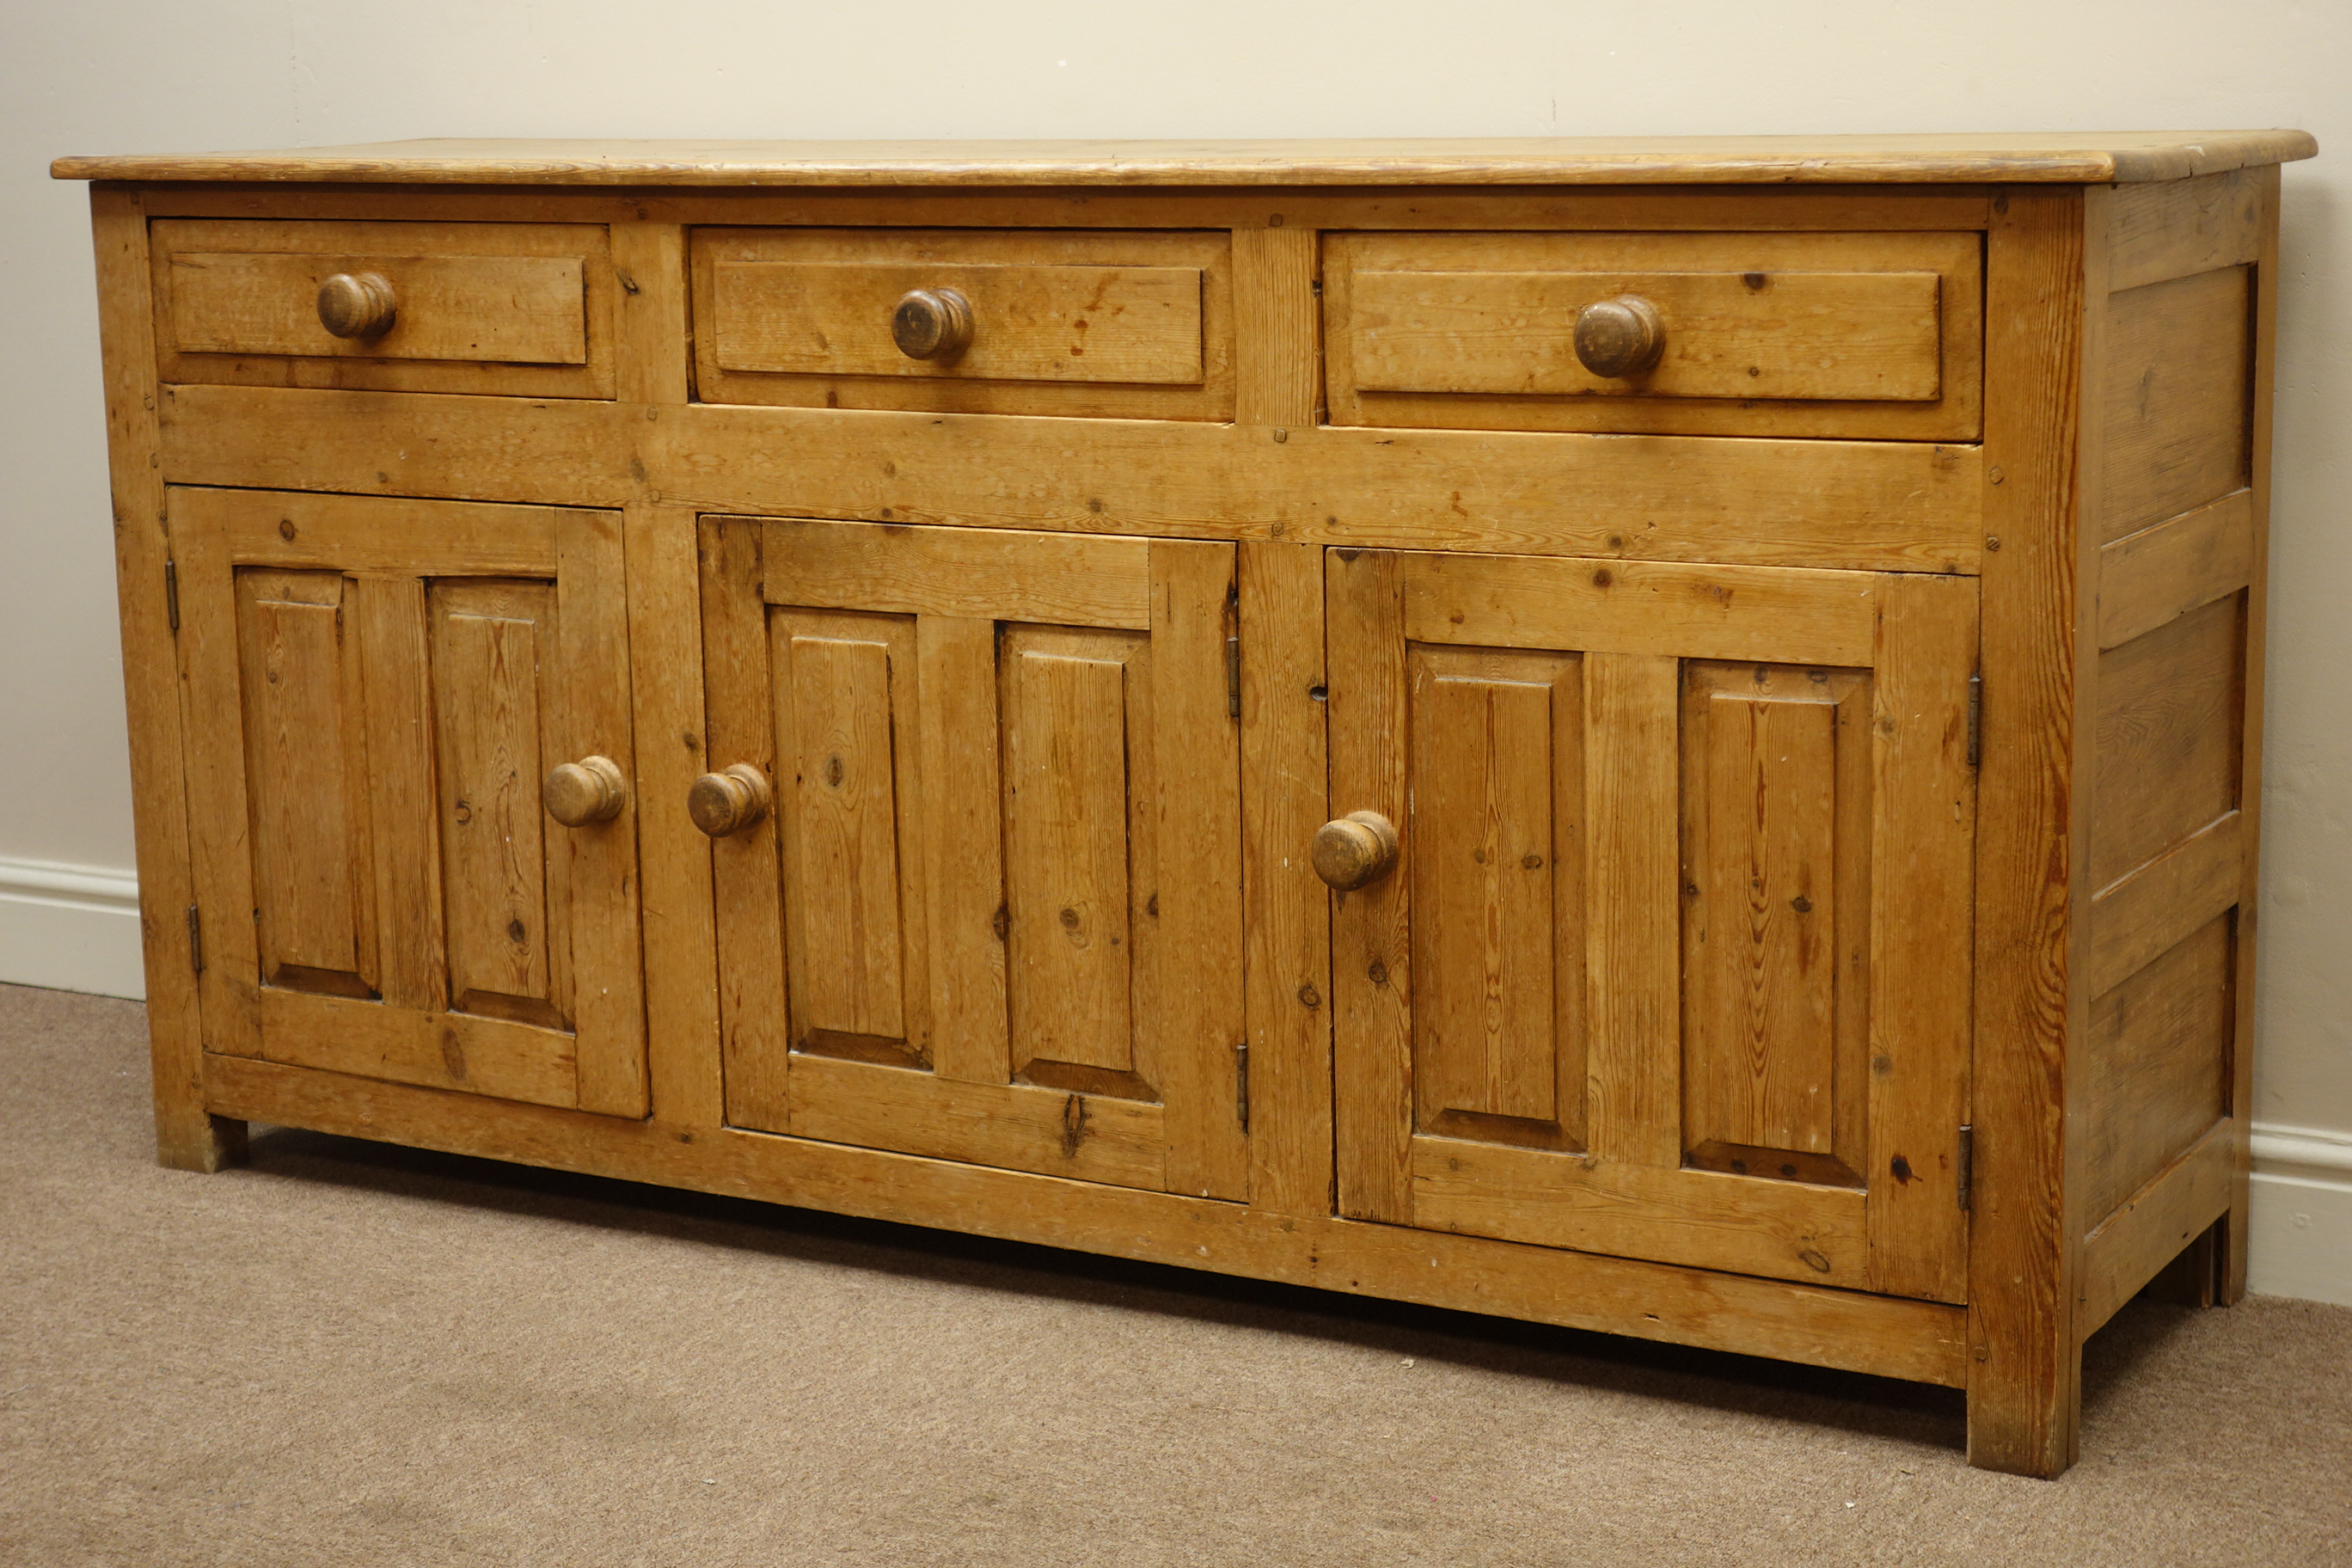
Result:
[692, 229, 1233, 420]
[169, 251, 588, 364]
[151, 218, 616, 398]
[1327, 231, 1982, 440]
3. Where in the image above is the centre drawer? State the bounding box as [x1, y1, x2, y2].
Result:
[690, 228, 1233, 420]
[1325, 230, 1983, 440]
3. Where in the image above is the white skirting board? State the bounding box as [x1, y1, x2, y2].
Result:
[2248, 1126, 2352, 1308]
[3, 854, 2349, 1302]
[0, 855, 147, 1001]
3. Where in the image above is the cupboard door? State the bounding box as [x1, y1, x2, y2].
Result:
[1327, 548, 1974, 1301]
[700, 518, 1247, 1199]
[172, 488, 646, 1115]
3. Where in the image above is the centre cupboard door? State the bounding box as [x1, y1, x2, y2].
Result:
[1326, 548, 1975, 1302]
[697, 517, 1248, 1199]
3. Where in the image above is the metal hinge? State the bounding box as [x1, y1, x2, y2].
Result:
[164, 559, 181, 633]
[1957, 1124, 1975, 1211]
[1224, 583, 1242, 720]
[1234, 1041, 1251, 1130]
[187, 904, 203, 975]
[1965, 671, 1982, 769]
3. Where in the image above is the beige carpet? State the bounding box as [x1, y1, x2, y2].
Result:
[3, 981, 2348, 1567]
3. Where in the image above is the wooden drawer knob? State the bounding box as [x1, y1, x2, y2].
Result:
[542, 756, 627, 827]
[316, 271, 398, 339]
[1312, 811, 1400, 891]
[688, 763, 772, 838]
[891, 287, 974, 361]
[1572, 294, 1664, 377]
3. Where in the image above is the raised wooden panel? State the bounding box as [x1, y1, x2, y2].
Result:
[2092, 591, 2242, 888]
[1001, 626, 1155, 1097]
[170, 252, 588, 364]
[1407, 645, 1586, 1150]
[710, 262, 1204, 383]
[1680, 662, 1871, 1185]
[234, 569, 377, 998]
[149, 218, 616, 399]
[773, 610, 922, 1064]
[430, 579, 568, 1032]
[2099, 266, 2251, 542]
[1326, 230, 1981, 440]
[692, 228, 1234, 420]
[2083, 916, 2233, 1224]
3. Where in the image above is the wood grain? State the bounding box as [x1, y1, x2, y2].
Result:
[1238, 541, 1332, 1216]
[54, 131, 2317, 187]
[2088, 810, 2242, 997]
[693, 227, 1231, 420]
[1231, 225, 1321, 428]
[150, 217, 616, 400]
[2098, 266, 2251, 543]
[156, 385, 1987, 575]
[2083, 917, 2232, 1223]
[2091, 592, 2242, 888]
[1966, 185, 2089, 1479]
[89, 188, 246, 1168]
[759, 517, 1151, 628]
[2077, 1120, 2236, 1340]
[2097, 489, 2254, 650]
[1326, 230, 1979, 440]
[2105, 167, 2267, 293]
[1400, 553, 1882, 666]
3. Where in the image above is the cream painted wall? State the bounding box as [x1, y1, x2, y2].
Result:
[4, 0, 2349, 1295]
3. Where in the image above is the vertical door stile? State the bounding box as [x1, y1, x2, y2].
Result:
[697, 516, 791, 1131]
[1153, 539, 1249, 1200]
[1868, 571, 1979, 1301]
[559, 508, 647, 1117]
[171, 510, 266, 1057]
[1583, 651, 1684, 1169]
[1327, 548, 1415, 1222]
[918, 614, 1012, 1087]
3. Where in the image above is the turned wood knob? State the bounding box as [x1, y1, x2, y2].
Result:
[1572, 294, 1664, 377]
[891, 287, 975, 361]
[688, 763, 772, 838]
[316, 271, 398, 339]
[1312, 811, 1400, 891]
[542, 756, 626, 827]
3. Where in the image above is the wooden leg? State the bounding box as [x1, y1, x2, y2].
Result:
[155, 1084, 247, 1173]
[2147, 1221, 2221, 1308]
[1964, 1325, 2082, 1477]
[2215, 1207, 2251, 1305]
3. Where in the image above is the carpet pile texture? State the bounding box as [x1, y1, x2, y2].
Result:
[3, 980, 2348, 1565]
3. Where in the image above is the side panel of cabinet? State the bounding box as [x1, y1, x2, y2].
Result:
[700, 517, 1247, 1199]
[1328, 548, 1974, 1299]
[172, 487, 646, 1115]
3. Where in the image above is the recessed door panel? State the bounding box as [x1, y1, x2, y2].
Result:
[1406, 645, 1587, 1152]
[703, 517, 1246, 1199]
[1329, 548, 1974, 1301]
[175, 488, 646, 1117]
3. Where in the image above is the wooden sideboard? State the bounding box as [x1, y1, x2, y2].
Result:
[56, 132, 2315, 1476]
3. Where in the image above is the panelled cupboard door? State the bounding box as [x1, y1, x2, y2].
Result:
[1327, 548, 1975, 1302]
[170, 487, 647, 1116]
[699, 517, 1247, 1199]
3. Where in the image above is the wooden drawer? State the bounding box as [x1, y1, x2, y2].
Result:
[1325, 231, 1982, 439]
[691, 229, 1232, 419]
[150, 218, 616, 398]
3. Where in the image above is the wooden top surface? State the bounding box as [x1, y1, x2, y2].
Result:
[51, 132, 2317, 187]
